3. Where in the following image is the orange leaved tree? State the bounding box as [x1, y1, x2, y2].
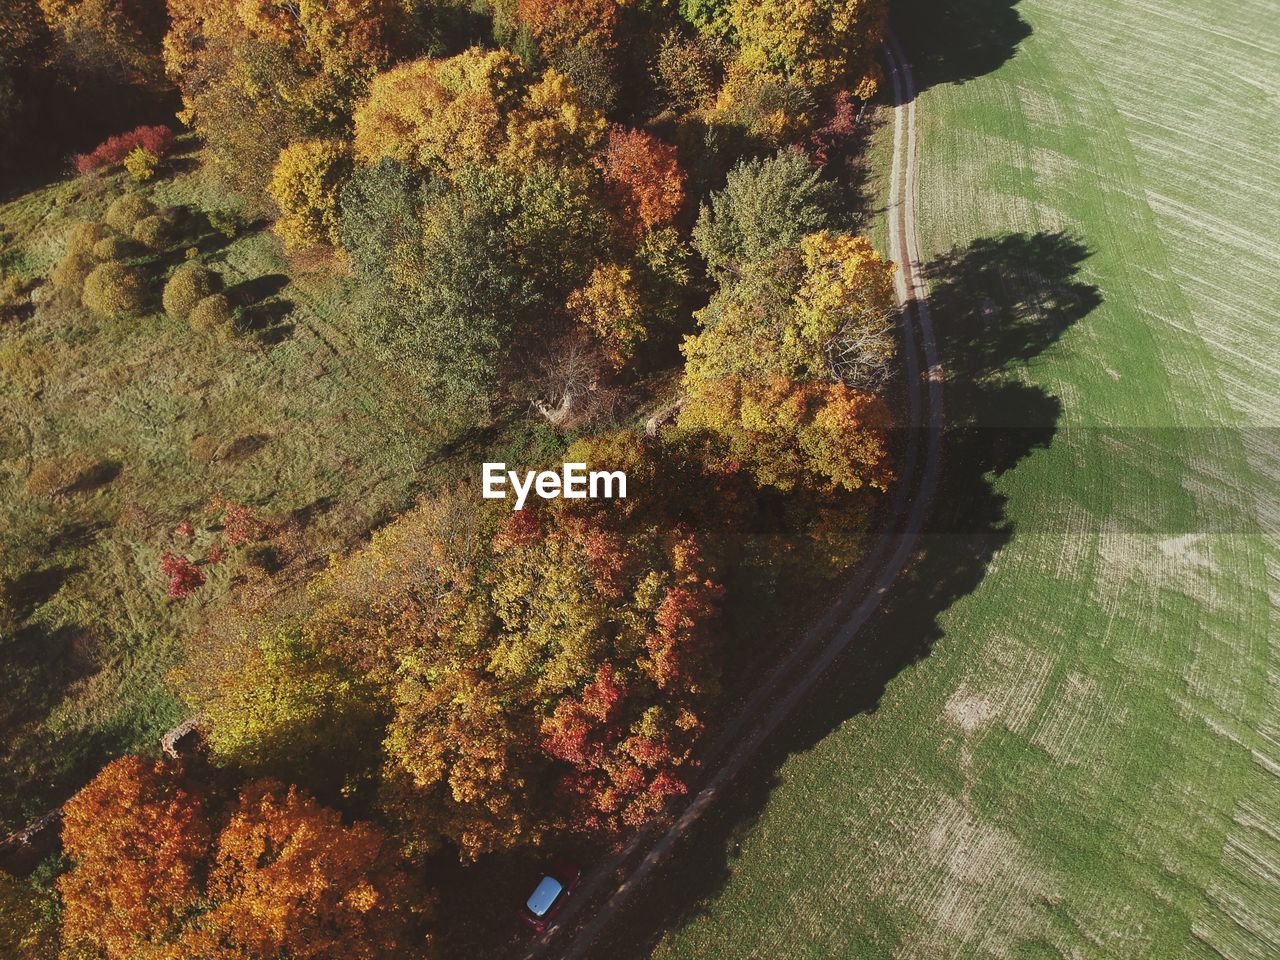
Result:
[57, 760, 435, 959]
[58, 756, 212, 960]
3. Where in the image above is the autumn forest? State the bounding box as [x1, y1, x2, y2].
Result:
[0, 0, 899, 955]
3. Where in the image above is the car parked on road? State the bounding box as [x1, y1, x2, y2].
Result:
[518, 859, 582, 933]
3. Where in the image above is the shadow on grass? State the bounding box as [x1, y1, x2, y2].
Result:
[241, 297, 295, 344]
[895, 0, 1031, 92]
[225, 273, 289, 305]
[581, 230, 1099, 958]
[831, 108, 890, 236]
[222, 273, 294, 343]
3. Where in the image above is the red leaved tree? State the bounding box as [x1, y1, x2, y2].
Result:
[537, 524, 723, 834]
[600, 126, 686, 245]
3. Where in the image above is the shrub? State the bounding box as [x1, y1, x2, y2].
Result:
[104, 193, 157, 234]
[51, 251, 98, 296]
[208, 497, 272, 546]
[159, 551, 206, 599]
[66, 221, 110, 256]
[188, 293, 236, 337]
[207, 210, 242, 240]
[124, 146, 159, 182]
[268, 139, 352, 251]
[92, 235, 134, 261]
[73, 125, 176, 175]
[131, 212, 178, 250]
[82, 261, 148, 318]
[163, 264, 219, 321]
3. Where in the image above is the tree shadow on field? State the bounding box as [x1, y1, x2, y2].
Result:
[894, 0, 1031, 92]
[587, 231, 1101, 959]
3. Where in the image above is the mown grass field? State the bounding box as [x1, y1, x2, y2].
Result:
[0, 154, 574, 833]
[609, 0, 1279, 957]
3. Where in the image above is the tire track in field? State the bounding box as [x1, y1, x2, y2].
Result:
[522, 30, 943, 960]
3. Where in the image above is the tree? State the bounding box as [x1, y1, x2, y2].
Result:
[457, 163, 606, 308]
[789, 230, 897, 388]
[692, 150, 835, 282]
[0, 870, 58, 959]
[600, 125, 686, 245]
[566, 262, 646, 368]
[684, 230, 896, 389]
[652, 29, 730, 113]
[382, 659, 544, 861]
[532, 522, 723, 834]
[681, 221, 898, 492]
[164, 0, 406, 201]
[339, 162, 608, 406]
[525, 330, 614, 427]
[498, 68, 606, 173]
[515, 0, 619, 110]
[364, 178, 531, 404]
[679, 375, 895, 492]
[187, 779, 433, 960]
[197, 629, 385, 795]
[707, 60, 815, 148]
[39, 0, 167, 86]
[728, 0, 886, 97]
[484, 508, 723, 836]
[801, 381, 896, 491]
[306, 487, 488, 685]
[337, 158, 426, 283]
[58, 762, 435, 960]
[269, 138, 353, 250]
[517, 0, 618, 53]
[352, 48, 528, 172]
[679, 0, 732, 38]
[305, 475, 726, 855]
[0, 0, 50, 170]
[681, 259, 806, 384]
[58, 756, 212, 960]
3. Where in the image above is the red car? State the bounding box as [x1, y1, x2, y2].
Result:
[518, 859, 582, 933]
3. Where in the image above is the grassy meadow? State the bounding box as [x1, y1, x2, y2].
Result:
[602, 0, 1279, 957]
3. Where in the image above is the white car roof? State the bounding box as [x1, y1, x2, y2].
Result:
[526, 875, 564, 917]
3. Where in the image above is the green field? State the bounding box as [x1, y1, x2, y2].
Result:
[0, 157, 573, 833]
[612, 0, 1280, 957]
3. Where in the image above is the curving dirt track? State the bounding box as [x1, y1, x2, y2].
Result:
[521, 33, 941, 960]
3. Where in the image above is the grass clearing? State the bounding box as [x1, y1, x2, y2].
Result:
[603, 1, 1278, 957]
